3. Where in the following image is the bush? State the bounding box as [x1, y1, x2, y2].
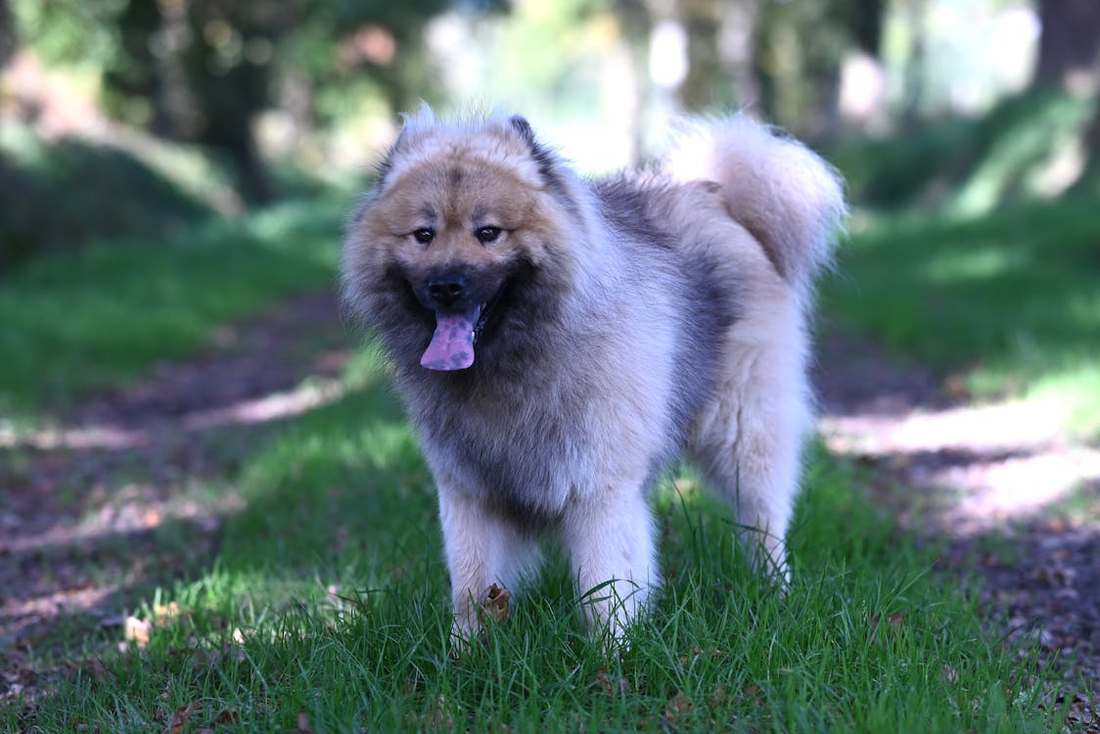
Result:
[0, 136, 216, 271]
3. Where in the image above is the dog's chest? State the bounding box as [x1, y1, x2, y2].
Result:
[409, 374, 595, 521]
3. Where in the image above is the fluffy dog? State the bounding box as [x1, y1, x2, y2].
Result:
[341, 106, 845, 641]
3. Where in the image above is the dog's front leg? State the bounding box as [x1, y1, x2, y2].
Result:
[562, 484, 659, 642]
[437, 486, 540, 646]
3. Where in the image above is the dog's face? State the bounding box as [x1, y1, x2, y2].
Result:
[344, 116, 578, 372]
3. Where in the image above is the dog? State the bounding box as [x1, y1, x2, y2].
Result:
[341, 105, 845, 643]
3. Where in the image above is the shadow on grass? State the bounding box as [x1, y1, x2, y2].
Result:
[0, 372, 408, 677]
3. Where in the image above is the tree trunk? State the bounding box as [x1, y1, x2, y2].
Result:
[1035, 0, 1100, 197]
[0, 0, 16, 68]
[1034, 0, 1100, 89]
[677, 0, 722, 111]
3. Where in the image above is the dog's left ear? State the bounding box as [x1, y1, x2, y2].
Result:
[507, 114, 575, 208]
[509, 115, 537, 145]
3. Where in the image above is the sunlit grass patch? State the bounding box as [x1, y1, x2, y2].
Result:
[825, 196, 1100, 438]
[0, 198, 346, 426]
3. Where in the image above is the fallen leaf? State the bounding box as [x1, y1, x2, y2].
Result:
[665, 691, 694, 719]
[213, 708, 240, 724]
[424, 695, 454, 729]
[89, 658, 114, 684]
[595, 667, 630, 696]
[944, 374, 970, 398]
[153, 602, 181, 626]
[164, 702, 200, 734]
[480, 584, 510, 624]
[125, 617, 151, 648]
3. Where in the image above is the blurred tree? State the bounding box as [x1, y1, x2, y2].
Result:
[1033, 0, 1100, 195]
[1033, 0, 1100, 89]
[753, 0, 851, 134]
[0, 0, 16, 68]
[17, 0, 479, 204]
[834, 0, 884, 58]
[678, 0, 721, 111]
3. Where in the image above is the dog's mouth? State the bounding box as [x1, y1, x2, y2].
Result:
[419, 284, 505, 371]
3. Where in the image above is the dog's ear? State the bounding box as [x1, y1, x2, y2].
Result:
[506, 114, 577, 211]
[509, 115, 537, 145]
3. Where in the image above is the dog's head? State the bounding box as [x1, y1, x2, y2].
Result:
[343, 107, 583, 372]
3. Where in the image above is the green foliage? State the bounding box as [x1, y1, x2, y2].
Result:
[10, 0, 125, 69]
[0, 125, 217, 269]
[834, 91, 1097, 211]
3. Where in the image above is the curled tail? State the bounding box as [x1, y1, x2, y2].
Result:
[663, 114, 846, 295]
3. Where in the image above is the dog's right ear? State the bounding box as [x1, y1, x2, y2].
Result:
[377, 105, 433, 189]
[374, 137, 402, 190]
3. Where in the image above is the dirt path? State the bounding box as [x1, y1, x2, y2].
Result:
[0, 292, 351, 701]
[816, 326, 1099, 726]
[1, 295, 1096, 724]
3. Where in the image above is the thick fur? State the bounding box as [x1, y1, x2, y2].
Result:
[341, 106, 845, 641]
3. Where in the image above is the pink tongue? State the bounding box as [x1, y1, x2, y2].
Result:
[420, 307, 481, 371]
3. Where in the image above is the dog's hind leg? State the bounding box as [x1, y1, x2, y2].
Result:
[437, 486, 542, 644]
[690, 296, 812, 583]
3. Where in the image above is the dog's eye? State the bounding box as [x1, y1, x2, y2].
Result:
[475, 226, 502, 244]
[412, 228, 434, 245]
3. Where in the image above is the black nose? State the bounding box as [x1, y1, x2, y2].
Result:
[425, 274, 468, 309]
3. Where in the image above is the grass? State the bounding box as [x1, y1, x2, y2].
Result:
[825, 90, 1100, 440]
[0, 197, 346, 427]
[3, 340, 1059, 732]
[824, 196, 1100, 439]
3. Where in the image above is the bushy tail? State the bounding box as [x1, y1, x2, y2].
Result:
[663, 114, 846, 294]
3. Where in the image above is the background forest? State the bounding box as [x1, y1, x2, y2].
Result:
[2, 0, 1098, 266]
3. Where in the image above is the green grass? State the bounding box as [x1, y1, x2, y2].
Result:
[825, 90, 1100, 440]
[0, 198, 346, 426]
[4, 344, 1058, 733]
[824, 195, 1100, 439]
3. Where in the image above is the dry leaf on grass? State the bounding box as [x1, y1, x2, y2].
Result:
[595, 668, 630, 696]
[480, 583, 511, 624]
[869, 612, 905, 641]
[125, 616, 151, 648]
[664, 691, 694, 720]
[164, 702, 201, 734]
[213, 708, 240, 724]
[742, 684, 764, 706]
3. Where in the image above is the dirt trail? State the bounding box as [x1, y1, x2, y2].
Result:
[816, 326, 1099, 723]
[0, 293, 351, 700]
[1, 295, 1096, 723]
